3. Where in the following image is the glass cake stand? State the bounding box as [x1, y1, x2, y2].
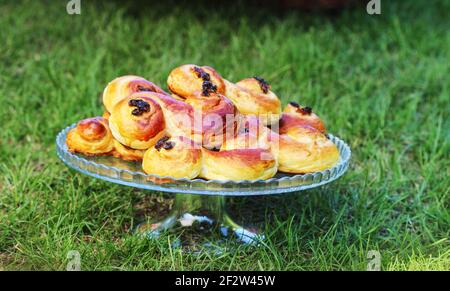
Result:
[56, 124, 351, 246]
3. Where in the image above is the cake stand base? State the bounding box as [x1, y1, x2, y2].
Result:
[135, 194, 264, 247]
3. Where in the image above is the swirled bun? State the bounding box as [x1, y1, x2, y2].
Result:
[184, 91, 235, 117]
[142, 136, 202, 179]
[112, 140, 145, 161]
[102, 75, 167, 113]
[184, 91, 237, 148]
[66, 117, 114, 156]
[200, 148, 277, 181]
[229, 116, 338, 174]
[224, 77, 281, 125]
[281, 102, 326, 133]
[168, 64, 282, 125]
[200, 130, 277, 181]
[109, 93, 166, 150]
[144, 92, 204, 144]
[272, 126, 339, 173]
[149, 91, 237, 149]
[167, 64, 226, 98]
[221, 129, 272, 153]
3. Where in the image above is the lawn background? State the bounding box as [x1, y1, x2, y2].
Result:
[0, 0, 449, 270]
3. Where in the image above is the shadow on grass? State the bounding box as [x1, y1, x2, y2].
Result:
[229, 187, 345, 223]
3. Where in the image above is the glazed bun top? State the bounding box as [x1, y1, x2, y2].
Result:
[103, 75, 167, 113]
[76, 117, 110, 141]
[184, 91, 238, 148]
[167, 64, 226, 98]
[200, 124, 277, 181]
[223, 77, 281, 125]
[149, 91, 237, 149]
[108, 93, 166, 149]
[143, 91, 204, 144]
[184, 91, 236, 117]
[200, 147, 278, 181]
[275, 125, 339, 174]
[236, 77, 277, 98]
[142, 135, 203, 179]
[66, 117, 114, 155]
[281, 102, 326, 133]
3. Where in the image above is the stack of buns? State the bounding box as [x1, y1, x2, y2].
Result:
[66, 64, 339, 181]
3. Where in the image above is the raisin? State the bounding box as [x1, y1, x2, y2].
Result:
[299, 106, 312, 115]
[201, 80, 217, 96]
[129, 99, 150, 116]
[253, 76, 270, 94]
[131, 108, 141, 116]
[155, 136, 171, 151]
[163, 141, 175, 150]
[289, 101, 300, 108]
[129, 99, 139, 106]
[193, 66, 211, 82]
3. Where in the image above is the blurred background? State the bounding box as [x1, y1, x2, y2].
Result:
[0, 0, 448, 270]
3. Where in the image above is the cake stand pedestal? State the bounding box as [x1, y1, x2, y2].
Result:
[135, 194, 264, 245]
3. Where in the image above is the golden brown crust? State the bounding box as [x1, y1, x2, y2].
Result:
[142, 136, 202, 179]
[144, 92, 204, 144]
[184, 91, 236, 117]
[167, 65, 281, 125]
[224, 78, 281, 125]
[72, 69, 340, 180]
[102, 111, 111, 120]
[109, 93, 166, 149]
[66, 117, 114, 156]
[167, 64, 226, 98]
[184, 91, 238, 149]
[148, 91, 238, 149]
[103, 75, 168, 113]
[112, 140, 145, 161]
[221, 131, 271, 152]
[201, 127, 277, 181]
[268, 126, 339, 173]
[200, 148, 277, 181]
[281, 103, 326, 133]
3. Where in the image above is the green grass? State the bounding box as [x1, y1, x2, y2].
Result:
[0, 0, 449, 271]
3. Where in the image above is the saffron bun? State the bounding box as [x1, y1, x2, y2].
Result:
[200, 130, 278, 181]
[184, 91, 236, 117]
[231, 114, 338, 174]
[281, 102, 326, 133]
[102, 75, 167, 113]
[269, 126, 339, 174]
[200, 147, 278, 181]
[70, 68, 342, 181]
[224, 77, 281, 125]
[167, 64, 281, 125]
[167, 64, 226, 98]
[112, 140, 145, 161]
[144, 92, 204, 144]
[184, 91, 238, 148]
[142, 136, 202, 179]
[108, 93, 166, 150]
[148, 91, 237, 149]
[66, 117, 114, 156]
[221, 123, 272, 152]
